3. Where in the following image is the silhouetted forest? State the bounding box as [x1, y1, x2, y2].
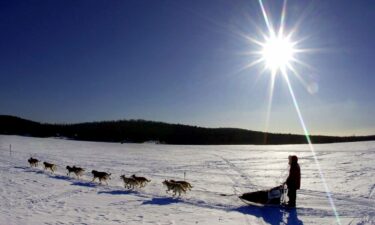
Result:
[1, 115, 374, 145]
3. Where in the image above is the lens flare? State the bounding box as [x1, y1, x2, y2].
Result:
[244, 0, 342, 224]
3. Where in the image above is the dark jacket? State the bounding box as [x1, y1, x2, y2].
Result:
[286, 156, 301, 190]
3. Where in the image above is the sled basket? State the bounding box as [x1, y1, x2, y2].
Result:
[239, 185, 287, 205]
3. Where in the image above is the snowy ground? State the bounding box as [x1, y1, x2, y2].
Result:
[0, 135, 374, 225]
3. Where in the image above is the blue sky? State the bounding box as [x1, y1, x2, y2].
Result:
[0, 0, 374, 136]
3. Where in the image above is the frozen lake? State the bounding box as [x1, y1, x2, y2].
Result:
[0, 135, 374, 225]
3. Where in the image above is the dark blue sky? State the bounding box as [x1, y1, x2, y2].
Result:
[1, 0, 374, 136]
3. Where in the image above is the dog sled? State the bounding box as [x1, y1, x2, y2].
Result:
[239, 185, 289, 208]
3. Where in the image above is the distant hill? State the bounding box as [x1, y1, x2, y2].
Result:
[1, 115, 374, 145]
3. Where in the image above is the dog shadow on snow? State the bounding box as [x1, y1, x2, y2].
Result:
[71, 181, 98, 188]
[142, 197, 180, 205]
[235, 206, 303, 225]
[98, 190, 137, 195]
[15, 166, 45, 174]
[15, 166, 98, 188]
[96, 192, 180, 206]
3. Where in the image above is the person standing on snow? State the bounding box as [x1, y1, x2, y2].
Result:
[285, 155, 301, 207]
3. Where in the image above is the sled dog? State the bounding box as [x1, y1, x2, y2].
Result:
[43, 162, 57, 173]
[170, 180, 193, 191]
[162, 180, 186, 197]
[131, 174, 151, 187]
[66, 166, 85, 178]
[91, 170, 111, 185]
[120, 175, 139, 189]
[28, 157, 39, 167]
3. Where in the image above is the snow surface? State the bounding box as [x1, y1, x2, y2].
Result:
[0, 135, 374, 225]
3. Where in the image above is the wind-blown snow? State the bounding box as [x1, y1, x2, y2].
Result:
[0, 135, 374, 225]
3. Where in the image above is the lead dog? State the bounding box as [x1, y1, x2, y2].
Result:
[43, 162, 57, 173]
[66, 166, 85, 179]
[28, 157, 39, 167]
[91, 170, 111, 185]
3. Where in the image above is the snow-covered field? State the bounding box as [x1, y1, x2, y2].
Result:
[0, 135, 374, 225]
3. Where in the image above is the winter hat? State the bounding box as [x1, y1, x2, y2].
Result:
[291, 155, 298, 163]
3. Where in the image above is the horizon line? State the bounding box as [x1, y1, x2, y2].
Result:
[1, 114, 374, 139]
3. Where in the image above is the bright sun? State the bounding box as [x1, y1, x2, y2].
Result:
[241, 1, 342, 222]
[261, 35, 295, 73]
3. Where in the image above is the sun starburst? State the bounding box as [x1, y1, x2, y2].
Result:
[241, 1, 342, 224]
[260, 34, 296, 74]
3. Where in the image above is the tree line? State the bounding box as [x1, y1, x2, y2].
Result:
[1, 115, 374, 145]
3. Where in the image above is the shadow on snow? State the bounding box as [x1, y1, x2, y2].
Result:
[15, 166, 99, 187]
[17, 167, 45, 174]
[98, 190, 137, 195]
[71, 181, 97, 188]
[14, 166, 30, 170]
[142, 197, 180, 205]
[235, 205, 303, 225]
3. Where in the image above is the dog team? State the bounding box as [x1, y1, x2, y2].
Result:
[27, 157, 192, 197]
